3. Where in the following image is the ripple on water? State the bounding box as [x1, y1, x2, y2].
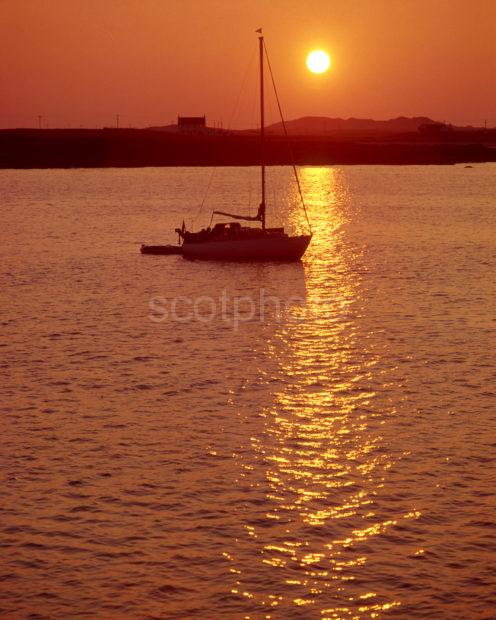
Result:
[1, 166, 495, 618]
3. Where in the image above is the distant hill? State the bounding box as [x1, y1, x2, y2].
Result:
[147, 116, 438, 135]
[146, 116, 489, 136]
[262, 116, 438, 135]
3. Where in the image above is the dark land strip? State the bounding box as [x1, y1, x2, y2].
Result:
[1, 128, 495, 168]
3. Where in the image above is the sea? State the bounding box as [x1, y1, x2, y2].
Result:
[1, 165, 495, 619]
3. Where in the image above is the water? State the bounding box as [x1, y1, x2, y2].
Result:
[1, 165, 495, 619]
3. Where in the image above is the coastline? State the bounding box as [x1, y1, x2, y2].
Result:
[1, 128, 495, 168]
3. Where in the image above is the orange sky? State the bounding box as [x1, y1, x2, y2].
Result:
[1, 0, 495, 129]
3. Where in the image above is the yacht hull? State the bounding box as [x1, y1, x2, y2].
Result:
[182, 235, 311, 262]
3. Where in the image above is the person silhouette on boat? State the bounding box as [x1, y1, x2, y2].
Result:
[257, 201, 266, 229]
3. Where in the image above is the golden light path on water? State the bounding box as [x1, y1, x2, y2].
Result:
[226, 168, 420, 618]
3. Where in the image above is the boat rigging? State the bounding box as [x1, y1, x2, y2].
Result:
[141, 29, 312, 261]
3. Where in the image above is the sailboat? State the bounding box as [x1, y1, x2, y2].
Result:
[141, 30, 312, 261]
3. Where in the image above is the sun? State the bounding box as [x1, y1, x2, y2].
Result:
[306, 50, 331, 74]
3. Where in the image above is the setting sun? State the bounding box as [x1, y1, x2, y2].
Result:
[306, 50, 331, 74]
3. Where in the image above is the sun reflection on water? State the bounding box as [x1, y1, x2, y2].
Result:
[227, 168, 417, 618]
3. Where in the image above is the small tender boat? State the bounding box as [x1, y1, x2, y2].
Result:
[140, 244, 182, 255]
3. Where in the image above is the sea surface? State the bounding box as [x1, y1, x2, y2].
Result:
[1, 165, 495, 619]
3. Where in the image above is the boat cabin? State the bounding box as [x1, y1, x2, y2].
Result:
[179, 221, 287, 244]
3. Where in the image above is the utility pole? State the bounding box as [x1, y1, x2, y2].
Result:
[116, 114, 120, 129]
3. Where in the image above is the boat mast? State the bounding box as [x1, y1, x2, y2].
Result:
[259, 31, 266, 229]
